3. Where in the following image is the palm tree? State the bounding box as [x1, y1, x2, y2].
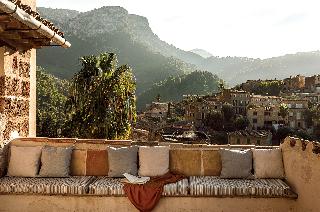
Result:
[64, 52, 136, 139]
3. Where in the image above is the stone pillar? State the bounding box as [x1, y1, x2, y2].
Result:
[0, 47, 34, 144]
[0, 0, 37, 145]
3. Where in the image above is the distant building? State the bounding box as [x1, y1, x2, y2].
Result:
[283, 99, 309, 129]
[283, 92, 320, 104]
[247, 105, 286, 130]
[221, 89, 250, 115]
[250, 95, 282, 107]
[144, 102, 168, 118]
[283, 75, 305, 91]
[227, 130, 272, 146]
[305, 75, 320, 92]
[184, 96, 223, 127]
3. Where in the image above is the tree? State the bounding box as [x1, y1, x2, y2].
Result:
[221, 103, 234, 122]
[276, 126, 293, 141]
[63, 53, 136, 139]
[204, 111, 223, 131]
[36, 67, 69, 137]
[234, 116, 249, 130]
[279, 103, 289, 119]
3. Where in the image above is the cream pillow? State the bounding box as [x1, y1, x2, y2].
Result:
[138, 146, 169, 177]
[253, 149, 285, 179]
[7, 146, 42, 177]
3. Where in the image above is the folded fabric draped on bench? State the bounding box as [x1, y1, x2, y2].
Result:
[123, 172, 186, 212]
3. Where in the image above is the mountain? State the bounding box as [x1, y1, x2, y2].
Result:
[137, 71, 220, 109]
[197, 52, 320, 86]
[36, 7, 198, 95]
[190, 49, 213, 58]
[37, 6, 320, 97]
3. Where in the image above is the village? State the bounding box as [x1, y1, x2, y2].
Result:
[135, 74, 320, 145]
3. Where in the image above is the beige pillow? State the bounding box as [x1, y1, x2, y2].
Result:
[7, 146, 42, 177]
[253, 149, 285, 179]
[138, 146, 169, 177]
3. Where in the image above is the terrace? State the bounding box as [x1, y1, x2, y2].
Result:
[0, 136, 319, 211]
[0, 0, 319, 212]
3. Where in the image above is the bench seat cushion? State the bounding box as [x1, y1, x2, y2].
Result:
[0, 176, 93, 195]
[189, 176, 295, 197]
[88, 177, 189, 196]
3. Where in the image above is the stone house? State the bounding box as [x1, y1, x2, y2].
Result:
[184, 96, 223, 127]
[227, 130, 272, 146]
[283, 98, 309, 129]
[144, 102, 168, 119]
[305, 75, 320, 92]
[249, 95, 282, 107]
[0, 0, 70, 144]
[283, 75, 305, 92]
[221, 89, 250, 115]
[247, 104, 286, 130]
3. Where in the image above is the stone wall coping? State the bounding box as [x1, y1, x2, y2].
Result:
[10, 137, 281, 149]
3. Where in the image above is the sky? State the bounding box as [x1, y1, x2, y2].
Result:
[38, 0, 320, 59]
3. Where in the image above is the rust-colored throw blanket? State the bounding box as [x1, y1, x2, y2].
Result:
[123, 172, 185, 212]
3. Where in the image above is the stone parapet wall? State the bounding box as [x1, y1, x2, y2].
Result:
[281, 137, 320, 212]
[0, 195, 296, 212]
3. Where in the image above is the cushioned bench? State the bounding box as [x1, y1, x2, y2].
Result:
[189, 176, 296, 198]
[0, 176, 94, 195]
[0, 176, 296, 198]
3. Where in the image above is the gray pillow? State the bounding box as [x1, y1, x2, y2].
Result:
[108, 146, 138, 177]
[39, 146, 73, 177]
[219, 148, 253, 179]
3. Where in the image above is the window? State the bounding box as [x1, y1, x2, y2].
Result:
[237, 138, 240, 144]
[264, 111, 270, 116]
[253, 119, 257, 123]
[253, 111, 257, 116]
[257, 140, 260, 145]
[247, 138, 250, 144]
[297, 112, 301, 119]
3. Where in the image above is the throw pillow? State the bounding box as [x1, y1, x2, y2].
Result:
[108, 146, 138, 177]
[219, 148, 253, 179]
[138, 146, 169, 177]
[253, 148, 285, 179]
[39, 146, 73, 177]
[86, 149, 108, 176]
[7, 146, 42, 177]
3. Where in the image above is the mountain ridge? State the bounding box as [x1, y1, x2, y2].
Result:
[37, 6, 320, 95]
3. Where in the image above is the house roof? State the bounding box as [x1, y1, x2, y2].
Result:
[0, 0, 70, 50]
[228, 130, 271, 138]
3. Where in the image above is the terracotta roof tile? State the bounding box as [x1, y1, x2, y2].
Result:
[8, 0, 64, 37]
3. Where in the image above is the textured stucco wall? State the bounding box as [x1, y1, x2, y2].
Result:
[0, 195, 296, 212]
[281, 137, 320, 212]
